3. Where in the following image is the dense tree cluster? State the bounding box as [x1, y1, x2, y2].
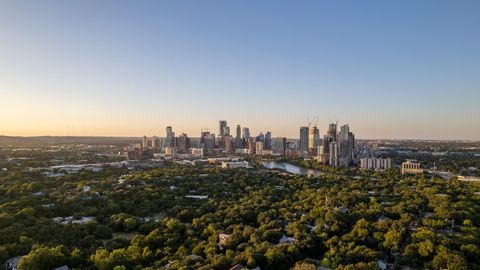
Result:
[0, 155, 479, 269]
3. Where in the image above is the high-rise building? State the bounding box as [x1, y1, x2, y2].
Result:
[255, 141, 264, 153]
[265, 132, 272, 150]
[236, 125, 242, 148]
[338, 125, 352, 167]
[204, 133, 216, 152]
[242, 127, 250, 142]
[151, 136, 160, 150]
[360, 158, 392, 170]
[317, 145, 329, 163]
[247, 137, 254, 154]
[218, 120, 228, 149]
[329, 142, 339, 167]
[224, 135, 234, 153]
[299, 127, 309, 153]
[256, 132, 265, 144]
[327, 123, 337, 138]
[142, 136, 148, 148]
[309, 126, 320, 150]
[164, 126, 175, 148]
[177, 133, 190, 153]
[272, 137, 287, 156]
[219, 120, 229, 137]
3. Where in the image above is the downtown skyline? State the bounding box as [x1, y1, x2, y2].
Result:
[1, 1, 480, 140]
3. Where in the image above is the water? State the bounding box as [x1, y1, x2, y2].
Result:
[261, 161, 323, 177]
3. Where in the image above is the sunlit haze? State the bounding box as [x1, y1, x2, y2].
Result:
[1, 1, 479, 139]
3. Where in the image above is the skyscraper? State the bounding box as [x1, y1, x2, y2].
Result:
[265, 131, 272, 150]
[327, 123, 337, 138]
[164, 126, 175, 148]
[299, 127, 309, 153]
[272, 137, 287, 156]
[338, 124, 352, 166]
[177, 133, 190, 153]
[309, 126, 320, 150]
[142, 135, 148, 148]
[236, 125, 242, 148]
[242, 127, 250, 143]
[256, 132, 265, 144]
[151, 136, 160, 149]
[219, 120, 229, 137]
[205, 133, 216, 152]
[329, 142, 339, 167]
[224, 135, 234, 153]
[247, 137, 254, 154]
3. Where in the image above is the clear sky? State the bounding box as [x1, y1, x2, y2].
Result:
[1, 1, 479, 139]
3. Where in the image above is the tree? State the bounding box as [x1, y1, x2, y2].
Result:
[383, 230, 402, 252]
[292, 262, 316, 270]
[417, 240, 434, 258]
[432, 250, 468, 270]
[17, 245, 66, 270]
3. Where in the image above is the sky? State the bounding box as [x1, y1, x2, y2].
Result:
[0, 1, 479, 140]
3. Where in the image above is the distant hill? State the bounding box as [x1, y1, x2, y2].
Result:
[0, 136, 140, 146]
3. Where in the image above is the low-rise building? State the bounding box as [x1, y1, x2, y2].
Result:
[191, 148, 204, 157]
[402, 160, 422, 174]
[5, 256, 22, 270]
[221, 161, 249, 169]
[164, 147, 177, 157]
[219, 233, 231, 246]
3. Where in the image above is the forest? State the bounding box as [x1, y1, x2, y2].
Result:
[0, 157, 479, 269]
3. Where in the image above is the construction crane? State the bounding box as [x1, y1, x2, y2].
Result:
[307, 115, 319, 128]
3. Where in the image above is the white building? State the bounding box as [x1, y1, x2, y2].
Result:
[329, 142, 339, 167]
[402, 160, 422, 175]
[165, 147, 177, 157]
[221, 161, 249, 169]
[191, 148, 204, 157]
[360, 158, 392, 170]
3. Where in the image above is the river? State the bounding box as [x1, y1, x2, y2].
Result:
[261, 161, 324, 177]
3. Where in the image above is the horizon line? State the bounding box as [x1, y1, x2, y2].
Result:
[1, 134, 479, 142]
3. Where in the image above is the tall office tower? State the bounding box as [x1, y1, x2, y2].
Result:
[204, 133, 216, 151]
[224, 135, 234, 153]
[351, 133, 358, 159]
[265, 132, 272, 150]
[164, 126, 175, 148]
[219, 120, 229, 137]
[299, 127, 309, 153]
[200, 130, 209, 144]
[321, 122, 338, 164]
[327, 123, 337, 139]
[272, 137, 287, 156]
[309, 126, 320, 150]
[349, 132, 355, 160]
[317, 145, 328, 163]
[337, 124, 351, 166]
[177, 133, 190, 153]
[142, 136, 148, 148]
[329, 142, 339, 167]
[255, 141, 264, 153]
[256, 132, 265, 143]
[242, 127, 250, 142]
[151, 136, 160, 149]
[247, 137, 255, 154]
[236, 125, 242, 148]
[340, 124, 349, 142]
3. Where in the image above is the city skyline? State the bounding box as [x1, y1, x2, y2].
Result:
[1, 1, 480, 140]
